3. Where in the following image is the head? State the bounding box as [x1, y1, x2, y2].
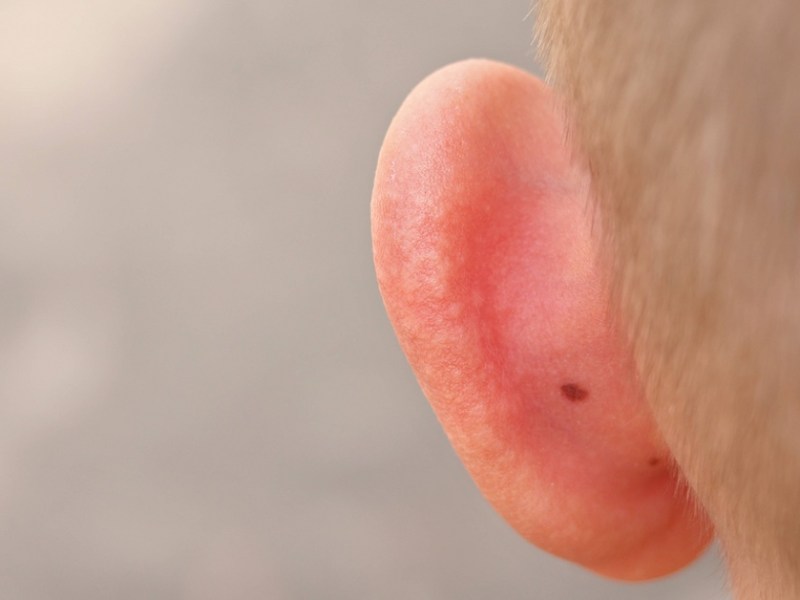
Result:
[372, 2, 800, 598]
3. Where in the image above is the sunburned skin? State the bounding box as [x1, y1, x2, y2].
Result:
[371, 60, 712, 581]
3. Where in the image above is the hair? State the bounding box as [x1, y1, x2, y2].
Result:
[534, 1, 800, 596]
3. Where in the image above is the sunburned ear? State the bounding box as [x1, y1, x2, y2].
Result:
[371, 59, 712, 580]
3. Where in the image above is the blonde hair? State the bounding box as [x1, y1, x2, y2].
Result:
[535, 1, 800, 596]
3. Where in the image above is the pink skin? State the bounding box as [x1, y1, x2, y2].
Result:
[371, 59, 711, 580]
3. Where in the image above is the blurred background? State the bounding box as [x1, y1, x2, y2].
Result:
[0, 1, 731, 598]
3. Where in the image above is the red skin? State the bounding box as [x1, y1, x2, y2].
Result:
[371, 59, 711, 580]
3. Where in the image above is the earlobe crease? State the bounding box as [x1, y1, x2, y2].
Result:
[372, 58, 712, 581]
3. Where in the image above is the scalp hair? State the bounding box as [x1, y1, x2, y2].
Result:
[535, 2, 800, 597]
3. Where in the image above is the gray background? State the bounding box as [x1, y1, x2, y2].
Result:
[0, 1, 731, 598]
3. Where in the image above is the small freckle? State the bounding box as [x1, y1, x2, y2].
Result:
[648, 457, 660, 467]
[561, 383, 588, 402]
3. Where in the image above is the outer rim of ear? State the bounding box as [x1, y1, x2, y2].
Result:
[372, 59, 713, 581]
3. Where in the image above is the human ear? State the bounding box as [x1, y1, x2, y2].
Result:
[371, 59, 712, 580]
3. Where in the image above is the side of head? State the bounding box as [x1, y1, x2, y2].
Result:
[372, 2, 800, 597]
[537, 2, 800, 597]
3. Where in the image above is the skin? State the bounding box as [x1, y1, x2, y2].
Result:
[372, 61, 710, 580]
[373, 3, 800, 598]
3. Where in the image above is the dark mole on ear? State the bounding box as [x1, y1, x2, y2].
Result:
[561, 383, 588, 402]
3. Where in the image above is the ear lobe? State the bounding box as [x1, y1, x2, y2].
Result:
[372, 59, 712, 580]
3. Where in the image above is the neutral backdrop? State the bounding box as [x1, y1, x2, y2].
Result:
[0, 1, 731, 598]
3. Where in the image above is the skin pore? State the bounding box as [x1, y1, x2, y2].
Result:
[372, 3, 800, 599]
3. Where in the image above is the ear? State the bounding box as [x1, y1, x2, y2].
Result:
[371, 60, 712, 580]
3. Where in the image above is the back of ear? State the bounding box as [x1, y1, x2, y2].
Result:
[371, 59, 711, 580]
